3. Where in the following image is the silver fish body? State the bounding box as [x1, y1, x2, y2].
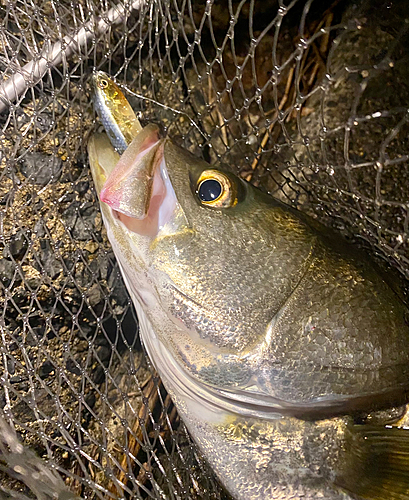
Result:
[89, 79, 409, 500]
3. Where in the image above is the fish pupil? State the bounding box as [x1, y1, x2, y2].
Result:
[198, 179, 222, 202]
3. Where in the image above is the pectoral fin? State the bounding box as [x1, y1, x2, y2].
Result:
[336, 423, 409, 500]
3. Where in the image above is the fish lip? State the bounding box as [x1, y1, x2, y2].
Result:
[91, 71, 103, 96]
[100, 136, 162, 191]
[98, 125, 163, 197]
[91, 71, 98, 86]
[101, 137, 182, 237]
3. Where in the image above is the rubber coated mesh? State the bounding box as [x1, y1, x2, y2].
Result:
[0, 0, 408, 498]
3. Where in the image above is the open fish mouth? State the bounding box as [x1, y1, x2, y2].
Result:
[90, 124, 180, 239]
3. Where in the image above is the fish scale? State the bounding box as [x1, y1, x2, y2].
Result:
[88, 72, 409, 500]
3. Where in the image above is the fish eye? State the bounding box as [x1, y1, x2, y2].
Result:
[99, 79, 108, 89]
[198, 179, 222, 202]
[196, 170, 238, 208]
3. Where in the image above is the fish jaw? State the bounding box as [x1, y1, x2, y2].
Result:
[99, 124, 163, 219]
[88, 121, 191, 241]
[88, 133, 119, 194]
[88, 128, 195, 374]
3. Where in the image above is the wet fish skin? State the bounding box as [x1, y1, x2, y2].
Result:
[88, 129, 409, 500]
[88, 76, 409, 499]
[114, 137, 409, 416]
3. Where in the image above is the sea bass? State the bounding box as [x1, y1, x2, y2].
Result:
[89, 72, 409, 500]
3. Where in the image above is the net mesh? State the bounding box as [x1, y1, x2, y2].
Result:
[0, 0, 408, 498]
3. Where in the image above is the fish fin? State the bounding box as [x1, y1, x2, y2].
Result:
[336, 424, 409, 500]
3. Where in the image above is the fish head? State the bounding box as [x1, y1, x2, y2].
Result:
[92, 71, 120, 105]
[89, 124, 409, 420]
[88, 123, 288, 347]
[88, 124, 295, 396]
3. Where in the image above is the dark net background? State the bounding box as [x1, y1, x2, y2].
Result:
[0, 0, 408, 498]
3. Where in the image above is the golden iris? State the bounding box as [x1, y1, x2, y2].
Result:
[99, 78, 108, 89]
[196, 170, 238, 208]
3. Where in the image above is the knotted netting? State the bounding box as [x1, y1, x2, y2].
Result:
[0, 0, 408, 498]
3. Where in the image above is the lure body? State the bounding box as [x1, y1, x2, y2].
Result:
[92, 71, 142, 154]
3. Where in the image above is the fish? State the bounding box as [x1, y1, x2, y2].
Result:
[92, 71, 142, 154]
[88, 73, 409, 500]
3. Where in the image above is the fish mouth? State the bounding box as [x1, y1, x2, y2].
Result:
[91, 71, 99, 89]
[97, 125, 180, 238]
